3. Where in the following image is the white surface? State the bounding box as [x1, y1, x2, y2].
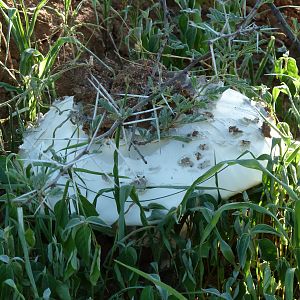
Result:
[20, 89, 277, 225]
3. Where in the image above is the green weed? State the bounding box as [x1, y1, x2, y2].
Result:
[0, 0, 300, 299]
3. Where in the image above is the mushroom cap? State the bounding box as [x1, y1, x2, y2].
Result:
[20, 89, 277, 225]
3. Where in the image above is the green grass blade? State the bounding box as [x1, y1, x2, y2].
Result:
[3, 279, 26, 300]
[284, 268, 295, 300]
[180, 156, 299, 215]
[254, 36, 275, 83]
[7, 8, 29, 52]
[0, 1, 9, 9]
[17, 207, 40, 299]
[28, 0, 48, 38]
[200, 202, 288, 246]
[63, 0, 72, 23]
[294, 201, 300, 272]
[39, 36, 76, 78]
[115, 260, 187, 300]
[20, 48, 44, 76]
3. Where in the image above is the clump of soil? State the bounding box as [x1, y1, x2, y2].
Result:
[56, 56, 120, 106]
[67, 55, 204, 136]
[64, 58, 166, 109]
[110, 60, 167, 96]
[68, 58, 169, 133]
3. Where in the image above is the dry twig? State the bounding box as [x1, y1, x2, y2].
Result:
[268, 3, 300, 53]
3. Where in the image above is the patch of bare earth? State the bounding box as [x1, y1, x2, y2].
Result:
[1, 0, 300, 123]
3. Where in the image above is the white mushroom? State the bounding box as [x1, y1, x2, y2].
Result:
[19, 89, 278, 225]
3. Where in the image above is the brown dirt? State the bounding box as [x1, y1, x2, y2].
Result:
[248, 0, 300, 58]
[0, 0, 105, 94]
[71, 58, 169, 133]
[65, 56, 201, 136]
[0, 0, 300, 122]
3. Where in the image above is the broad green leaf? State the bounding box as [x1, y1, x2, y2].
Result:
[237, 233, 250, 269]
[251, 224, 281, 237]
[272, 85, 288, 102]
[284, 268, 295, 300]
[89, 245, 101, 286]
[55, 282, 71, 300]
[86, 216, 110, 227]
[148, 34, 161, 52]
[64, 250, 78, 280]
[24, 227, 35, 248]
[186, 27, 197, 49]
[220, 239, 235, 265]
[202, 288, 232, 300]
[178, 14, 189, 35]
[64, 217, 85, 231]
[262, 264, 272, 293]
[54, 199, 69, 229]
[286, 57, 299, 79]
[140, 286, 154, 300]
[258, 239, 277, 261]
[118, 185, 133, 240]
[3, 279, 25, 300]
[79, 194, 99, 217]
[117, 246, 138, 282]
[75, 224, 91, 265]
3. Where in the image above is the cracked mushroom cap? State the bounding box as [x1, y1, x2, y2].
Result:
[20, 89, 278, 225]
